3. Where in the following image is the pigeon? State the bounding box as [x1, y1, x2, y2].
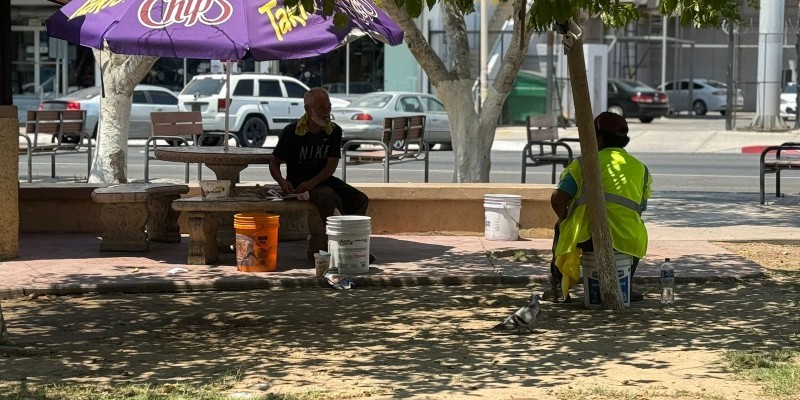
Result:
[491, 293, 542, 334]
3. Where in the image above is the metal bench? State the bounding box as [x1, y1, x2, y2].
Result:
[172, 197, 326, 265]
[521, 115, 577, 184]
[759, 142, 800, 204]
[19, 110, 91, 183]
[91, 183, 190, 251]
[341, 115, 429, 183]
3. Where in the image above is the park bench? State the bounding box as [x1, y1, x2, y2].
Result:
[172, 195, 326, 265]
[19, 110, 91, 183]
[144, 111, 242, 183]
[91, 183, 190, 251]
[341, 115, 429, 183]
[521, 115, 578, 184]
[759, 142, 800, 204]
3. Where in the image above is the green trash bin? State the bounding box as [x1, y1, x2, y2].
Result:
[503, 70, 548, 124]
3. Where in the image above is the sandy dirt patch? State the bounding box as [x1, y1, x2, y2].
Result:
[1, 241, 799, 399]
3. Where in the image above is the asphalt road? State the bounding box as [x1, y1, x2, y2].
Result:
[18, 144, 797, 197]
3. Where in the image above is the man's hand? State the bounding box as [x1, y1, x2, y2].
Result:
[278, 179, 295, 195]
[294, 181, 316, 194]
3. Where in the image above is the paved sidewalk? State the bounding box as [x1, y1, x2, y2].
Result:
[0, 232, 764, 299]
[494, 116, 800, 153]
[4, 190, 793, 299]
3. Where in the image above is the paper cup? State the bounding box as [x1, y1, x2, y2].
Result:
[314, 253, 331, 277]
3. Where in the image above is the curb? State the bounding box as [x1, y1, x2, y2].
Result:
[742, 145, 800, 154]
[0, 271, 766, 299]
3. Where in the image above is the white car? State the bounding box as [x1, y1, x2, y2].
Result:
[39, 84, 179, 141]
[657, 79, 744, 116]
[178, 73, 349, 147]
[781, 83, 797, 120]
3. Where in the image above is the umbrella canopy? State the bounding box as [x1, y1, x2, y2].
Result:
[45, 0, 404, 61]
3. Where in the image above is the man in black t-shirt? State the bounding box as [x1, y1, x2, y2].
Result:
[269, 88, 369, 227]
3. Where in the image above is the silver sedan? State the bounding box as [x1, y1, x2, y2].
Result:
[656, 79, 744, 116]
[39, 84, 180, 140]
[331, 91, 452, 150]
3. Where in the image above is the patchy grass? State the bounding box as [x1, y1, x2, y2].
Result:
[0, 384, 361, 400]
[724, 348, 800, 397]
[486, 248, 549, 263]
[554, 386, 725, 400]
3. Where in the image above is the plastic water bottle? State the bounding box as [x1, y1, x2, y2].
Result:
[660, 258, 675, 305]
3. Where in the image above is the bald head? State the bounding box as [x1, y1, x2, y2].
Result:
[304, 88, 332, 130]
[304, 88, 330, 108]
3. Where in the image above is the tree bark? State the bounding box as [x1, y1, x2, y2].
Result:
[383, 0, 533, 182]
[564, 15, 623, 310]
[89, 46, 157, 184]
[0, 302, 8, 345]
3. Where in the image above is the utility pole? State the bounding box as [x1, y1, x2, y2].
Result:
[750, 0, 787, 130]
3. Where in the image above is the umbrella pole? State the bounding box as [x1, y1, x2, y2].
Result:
[224, 59, 231, 152]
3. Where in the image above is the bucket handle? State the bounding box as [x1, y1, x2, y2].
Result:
[501, 202, 521, 229]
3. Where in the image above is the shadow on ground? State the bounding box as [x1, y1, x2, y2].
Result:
[1, 268, 798, 398]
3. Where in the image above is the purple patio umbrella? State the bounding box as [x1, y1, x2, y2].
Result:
[45, 0, 404, 149]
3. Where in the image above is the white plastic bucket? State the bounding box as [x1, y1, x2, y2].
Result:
[581, 252, 633, 309]
[326, 215, 371, 275]
[484, 194, 522, 241]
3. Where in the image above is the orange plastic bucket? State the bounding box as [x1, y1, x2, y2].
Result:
[233, 213, 280, 272]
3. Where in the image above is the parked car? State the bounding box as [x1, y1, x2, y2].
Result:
[606, 79, 669, 123]
[656, 79, 744, 116]
[781, 82, 797, 120]
[178, 73, 347, 147]
[331, 91, 452, 150]
[39, 84, 179, 141]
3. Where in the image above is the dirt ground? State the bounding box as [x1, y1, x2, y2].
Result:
[1, 241, 799, 400]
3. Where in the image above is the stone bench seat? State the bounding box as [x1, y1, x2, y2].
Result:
[172, 196, 325, 265]
[91, 183, 190, 251]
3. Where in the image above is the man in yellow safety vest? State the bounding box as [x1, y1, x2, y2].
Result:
[549, 112, 652, 302]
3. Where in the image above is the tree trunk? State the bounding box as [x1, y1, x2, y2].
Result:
[0, 302, 8, 345]
[382, 0, 533, 182]
[88, 46, 157, 184]
[565, 15, 623, 310]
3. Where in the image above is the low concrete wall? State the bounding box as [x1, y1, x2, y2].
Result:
[20, 183, 105, 233]
[19, 182, 557, 238]
[354, 183, 556, 238]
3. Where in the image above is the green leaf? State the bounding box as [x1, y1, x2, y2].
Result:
[300, 0, 315, 14]
[405, 0, 423, 18]
[322, 0, 333, 16]
[426, 0, 436, 11]
[334, 13, 349, 31]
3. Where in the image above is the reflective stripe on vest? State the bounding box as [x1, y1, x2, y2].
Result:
[565, 158, 649, 219]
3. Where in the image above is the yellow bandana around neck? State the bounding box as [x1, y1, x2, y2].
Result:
[295, 114, 333, 136]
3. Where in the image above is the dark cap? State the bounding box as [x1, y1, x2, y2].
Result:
[594, 112, 629, 137]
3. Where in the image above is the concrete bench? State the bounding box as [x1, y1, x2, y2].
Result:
[172, 197, 325, 265]
[91, 183, 190, 251]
